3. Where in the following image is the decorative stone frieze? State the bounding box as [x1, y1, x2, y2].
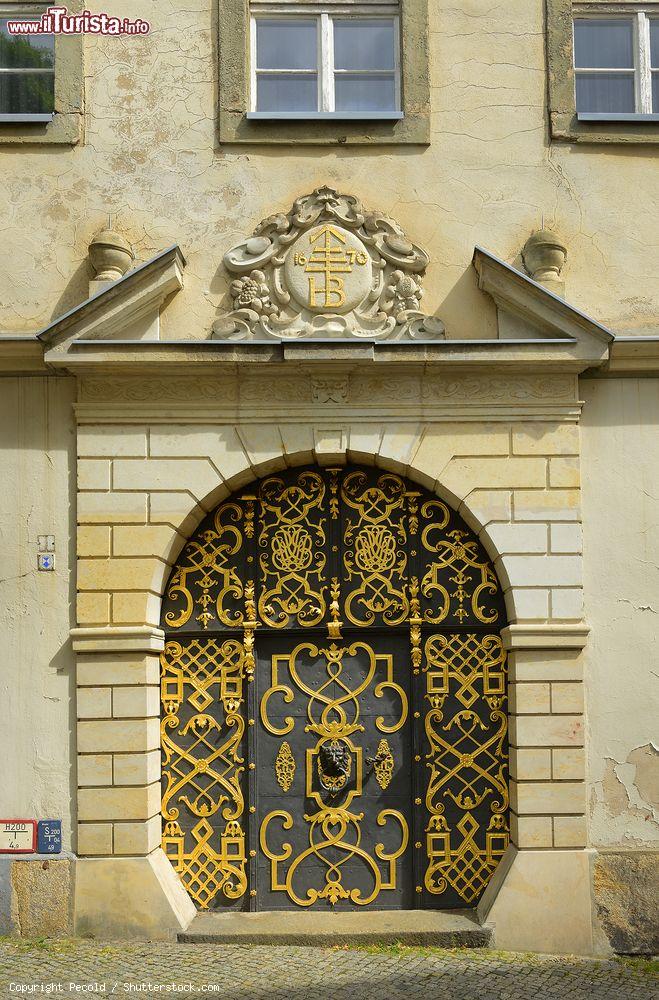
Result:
[211, 187, 445, 343]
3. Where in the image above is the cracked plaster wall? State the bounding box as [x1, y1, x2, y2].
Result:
[581, 379, 659, 849]
[0, 377, 77, 851]
[0, 0, 657, 338]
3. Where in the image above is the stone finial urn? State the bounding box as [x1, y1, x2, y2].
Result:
[522, 229, 568, 286]
[88, 227, 134, 283]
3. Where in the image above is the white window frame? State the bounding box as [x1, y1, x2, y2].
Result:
[573, 5, 659, 121]
[248, 3, 402, 120]
[0, 3, 54, 122]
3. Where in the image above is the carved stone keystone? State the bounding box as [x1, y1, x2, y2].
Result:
[212, 186, 445, 342]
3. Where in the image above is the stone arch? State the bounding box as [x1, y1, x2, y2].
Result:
[158, 462, 510, 912]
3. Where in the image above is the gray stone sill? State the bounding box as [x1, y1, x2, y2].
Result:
[0, 113, 53, 123]
[577, 112, 659, 123]
[246, 111, 404, 121]
[0, 111, 80, 145]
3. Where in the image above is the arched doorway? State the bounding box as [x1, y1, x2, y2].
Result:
[160, 466, 509, 912]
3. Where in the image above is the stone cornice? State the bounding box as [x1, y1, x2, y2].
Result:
[501, 624, 590, 651]
[71, 625, 165, 653]
[599, 337, 659, 376]
[0, 335, 48, 374]
[50, 336, 609, 373]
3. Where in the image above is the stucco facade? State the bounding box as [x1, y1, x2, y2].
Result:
[0, 0, 657, 957]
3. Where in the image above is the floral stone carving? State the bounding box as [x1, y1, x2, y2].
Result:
[212, 186, 445, 342]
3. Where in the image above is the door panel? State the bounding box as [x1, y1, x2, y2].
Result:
[256, 631, 414, 910]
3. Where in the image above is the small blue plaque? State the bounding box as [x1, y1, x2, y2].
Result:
[37, 819, 62, 854]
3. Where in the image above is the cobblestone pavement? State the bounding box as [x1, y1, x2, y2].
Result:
[0, 940, 657, 999]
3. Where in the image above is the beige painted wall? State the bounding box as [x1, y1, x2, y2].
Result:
[0, 0, 657, 341]
[581, 377, 659, 849]
[0, 377, 76, 849]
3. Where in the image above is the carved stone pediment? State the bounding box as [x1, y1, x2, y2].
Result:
[211, 186, 445, 343]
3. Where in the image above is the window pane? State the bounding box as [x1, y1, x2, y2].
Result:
[334, 19, 395, 71]
[574, 19, 634, 69]
[257, 73, 318, 112]
[575, 72, 635, 113]
[0, 19, 54, 70]
[256, 19, 317, 70]
[653, 72, 659, 112]
[0, 71, 54, 114]
[650, 20, 659, 68]
[334, 73, 396, 112]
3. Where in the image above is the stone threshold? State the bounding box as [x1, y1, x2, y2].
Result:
[179, 909, 491, 948]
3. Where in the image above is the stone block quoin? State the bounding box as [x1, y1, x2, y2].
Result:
[73, 416, 587, 856]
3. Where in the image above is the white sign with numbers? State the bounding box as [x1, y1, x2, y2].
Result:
[0, 820, 36, 853]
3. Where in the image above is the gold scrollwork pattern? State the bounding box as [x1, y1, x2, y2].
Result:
[259, 641, 409, 906]
[419, 501, 505, 626]
[163, 503, 245, 631]
[342, 471, 410, 626]
[258, 472, 328, 628]
[160, 638, 247, 908]
[422, 632, 509, 904]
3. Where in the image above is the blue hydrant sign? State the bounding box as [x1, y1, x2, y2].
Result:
[37, 819, 62, 854]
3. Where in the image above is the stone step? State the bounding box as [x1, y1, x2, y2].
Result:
[179, 909, 492, 948]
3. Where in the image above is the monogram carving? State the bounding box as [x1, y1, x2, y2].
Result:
[212, 186, 445, 343]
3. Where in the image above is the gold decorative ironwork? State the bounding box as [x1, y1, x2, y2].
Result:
[420, 501, 502, 625]
[258, 472, 327, 628]
[275, 741, 296, 792]
[164, 503, 245, 630]
[422, 633, 509, 904]
[160, 465, 509, 912]
[261, 807, 408, 907]
[163, 817, 247, 908]
[259, 641, 409, 906]
[409, 577, 422, 676]
[160, 638, 247, 908]
[425, 813, 508, 903]
[328, 576, 343, 638]
[372, 739, 395, 790]
[243, 580, 258, 682]
[260, 641, 408, 741]
[342, 471, 409, 626]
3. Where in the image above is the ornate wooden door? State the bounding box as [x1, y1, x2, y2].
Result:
[160, 466, 509, 912]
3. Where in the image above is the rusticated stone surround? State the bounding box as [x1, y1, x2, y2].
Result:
[70, 369, 590, 948]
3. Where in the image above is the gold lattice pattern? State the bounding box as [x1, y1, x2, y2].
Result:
[423, 633, 508, 903]
[163, 818, 247, 908]
[425, 813, 509, 903]
[161, 638, 247, 908]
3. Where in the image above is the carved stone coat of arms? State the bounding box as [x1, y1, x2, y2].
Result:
[212, 186, 445, 343]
